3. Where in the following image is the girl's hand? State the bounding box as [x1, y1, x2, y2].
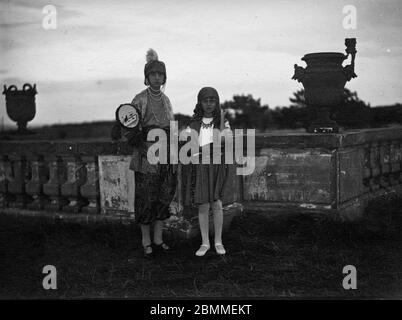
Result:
[111, 122, 121, 141]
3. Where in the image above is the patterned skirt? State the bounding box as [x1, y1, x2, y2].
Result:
[181, 157, 229, 206]
[134, 164, 177, 225]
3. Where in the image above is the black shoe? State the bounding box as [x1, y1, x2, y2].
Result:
[143, 244, 153, 258]
[154, 242, 172, 253]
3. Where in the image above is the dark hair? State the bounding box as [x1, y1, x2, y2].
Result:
[191, 99, 222, 128]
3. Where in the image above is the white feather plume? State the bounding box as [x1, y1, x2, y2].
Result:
[146, 48, 159, 63]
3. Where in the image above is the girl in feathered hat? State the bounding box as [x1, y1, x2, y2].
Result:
[182, 87, 231, 256]
[111, 49, 176, 258]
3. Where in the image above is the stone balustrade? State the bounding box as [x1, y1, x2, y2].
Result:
[0, 139, 243, 237]
[0, 127, 401, 228]
[244, 127, 402, 220]
[0, 140, 130, 215]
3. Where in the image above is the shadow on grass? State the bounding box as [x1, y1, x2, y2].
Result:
[1, 195, 402, 299]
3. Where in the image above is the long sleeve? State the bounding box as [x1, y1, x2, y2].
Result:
[110, 122, 121, 141]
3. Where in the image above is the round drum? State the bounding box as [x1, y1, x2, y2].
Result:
[115, 103, 141, 130]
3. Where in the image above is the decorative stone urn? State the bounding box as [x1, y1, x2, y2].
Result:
[292, 38, 357, 133]
[2, 83, 37, 134]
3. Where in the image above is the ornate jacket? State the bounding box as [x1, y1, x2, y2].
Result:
[124, 89, 174, 174]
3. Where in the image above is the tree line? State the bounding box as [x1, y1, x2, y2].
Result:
[175, 89, 402, 131]
[3, 89, 399, 141]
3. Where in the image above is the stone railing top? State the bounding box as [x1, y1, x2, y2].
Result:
[255, 126, 402, 149]
[0, 140, 133, 156]
[0, 127, 401, 156]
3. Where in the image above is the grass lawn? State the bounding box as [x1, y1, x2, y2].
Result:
[1, 194, 402, 299]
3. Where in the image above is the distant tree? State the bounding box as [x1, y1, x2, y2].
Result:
[58, 130, 67, 139]
[332, 88, 371, 129]
[174, 113, 192, 129]
[221, 94, 272, 131]
[369, 103, 402, 127]
[287, 88, 371, 129]
[289, 89, 307, 109]
[268, 89, 310, 129]
[290, 88, 367, 108]
[179, 88, 394, 132]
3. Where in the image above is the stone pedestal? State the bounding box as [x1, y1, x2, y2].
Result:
[243, 128, 402, 221]
[307, 107, 339, 133]
[98, 155, 135, 216]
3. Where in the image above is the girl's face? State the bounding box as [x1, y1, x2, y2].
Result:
[201, 97, 217, 117]
[147, 72, 165, 89]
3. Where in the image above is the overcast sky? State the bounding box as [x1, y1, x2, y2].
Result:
[1, 0, 401, 126]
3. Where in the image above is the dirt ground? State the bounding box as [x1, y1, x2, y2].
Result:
[1, 194, 402, 299]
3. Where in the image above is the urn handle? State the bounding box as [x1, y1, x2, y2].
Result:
[22, 83, 37, 93]
[3, 85, 18, 94]
[23, 83, 33, 91]
[292, 64, 306, 83]
[343, 38, 357, 81]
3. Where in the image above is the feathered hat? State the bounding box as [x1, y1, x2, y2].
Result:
[144, 48, 167, 85]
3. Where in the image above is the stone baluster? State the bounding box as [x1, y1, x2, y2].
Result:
[7, 154, 31, 208]
[172, 163, 183, 215]
[398, 142, 402, 184]
[393, 141, 402, 184]
[362, 143, 371, 193]
[389, 140, 401, 186]
[61, 155, 87, 213]
[26, 154, 49, 210]
[43, 155, 68, 211]
[177, 164, 182, 208]
[369, 142, 380, 191]
[379, 142, 390, 188]
[0, 155, 13, 208]
[80, 155, 100, 214]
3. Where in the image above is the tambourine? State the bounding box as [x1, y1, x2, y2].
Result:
[115, 103, 141, 130]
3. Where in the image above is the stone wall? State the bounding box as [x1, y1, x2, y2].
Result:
[243, 127, 402, 220]
[0, 139, 243, 238]
[0, 127, 401, 229]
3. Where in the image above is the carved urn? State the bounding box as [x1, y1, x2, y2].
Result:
[292, 38, 357, 133]
[2, 83, 37, 134]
